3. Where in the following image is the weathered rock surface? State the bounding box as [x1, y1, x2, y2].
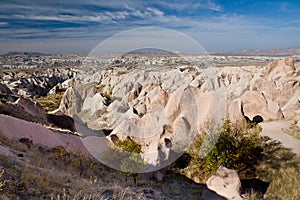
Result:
[15, 97, 46, 120]
[0, 114, 88, 155]
[0, 68, 75, 97]
[205, 166, 242, 200]
[224, 57, 299, 122]
[57, 57, 299, 170]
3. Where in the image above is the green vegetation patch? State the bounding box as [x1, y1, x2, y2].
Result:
[190, 120, 263, 177]
[34, 92, 63, 113]
[103, 138, 147, 184]
[182, 119, 300, 199]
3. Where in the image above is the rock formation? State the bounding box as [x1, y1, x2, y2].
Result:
[203, 166, 242, 200]
[1, 55, 299, 175]
[56, 57, 299, 171]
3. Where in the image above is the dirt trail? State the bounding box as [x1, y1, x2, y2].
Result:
[261, 121, 300, 154]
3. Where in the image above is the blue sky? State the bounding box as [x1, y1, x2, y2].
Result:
[0, 0, 299, 54]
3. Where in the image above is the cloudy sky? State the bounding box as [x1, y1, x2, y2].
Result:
[0, 0, 299, 54]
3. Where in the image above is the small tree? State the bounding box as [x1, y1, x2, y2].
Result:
[103, 138, 146, 184]
[190, 120, 263, 177]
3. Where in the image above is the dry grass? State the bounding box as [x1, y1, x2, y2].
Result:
[242, 189, 264, 200]
[254, 139, 300, 200]
[180, 120, 300, 199]
[265, 167, 300, 200]
[0, 167, 4, 191]
[0, 134, 116, 199]
[284, 123, 300, 140]
[51, 185, 147, 200]
[0, 134, 203, 200]
[2, 120, 299, 199]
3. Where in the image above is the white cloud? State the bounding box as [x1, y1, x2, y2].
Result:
[0, 6, 168, 24]
[147, 7, 164, 17]
[207, 0, 222, 11]
[0, 0, 299, 52]
[155, 0, 222, 12]
[1, 12, 130, 24]
[0, 22, 8, 26]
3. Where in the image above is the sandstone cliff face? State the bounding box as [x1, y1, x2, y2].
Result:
[58, 57, 300, 169]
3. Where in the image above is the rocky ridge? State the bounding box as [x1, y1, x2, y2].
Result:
[0, 68, 77, 97]
[57, 57, 300, 170]
[0, 55, 299, 199]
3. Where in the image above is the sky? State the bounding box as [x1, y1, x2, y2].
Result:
[0, 0, 300, 54]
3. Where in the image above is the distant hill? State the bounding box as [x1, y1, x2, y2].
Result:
[123, 48, 179, 56]
[2, 52, 49, 57]
[210, 48, 300, 56]
[2, 48, 300, 57]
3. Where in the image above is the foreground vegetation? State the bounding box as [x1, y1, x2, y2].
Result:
[0, 134, 201, 200]
[182, 120, 300, 199]
[1, 119, 299, 199]
[190, 120, 263, 176]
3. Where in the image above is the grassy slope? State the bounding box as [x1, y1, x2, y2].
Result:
[0, 134, 203, 200]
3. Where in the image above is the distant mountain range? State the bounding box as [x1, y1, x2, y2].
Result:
[210, 48, 300, 56]
[2, 52, 49, 57]
[2, 47, 300, 57]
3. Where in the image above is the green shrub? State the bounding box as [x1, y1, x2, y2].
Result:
[33, 92, 64, 113]
[190, 120, 263, 176]
[53, 146, 97, 177]
[115, 139, 143, 154]
[103, 138, 146, 183]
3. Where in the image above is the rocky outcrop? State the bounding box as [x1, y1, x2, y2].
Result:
[225, 58, 299, 122]
[60, 68, 227, 170]
[264, 57, 295, 80]
[1, 97, 77, 133]
[46, 114, 76, 132]
[56, 57, 299, 172]
[204, 166, 242, 200]
[0, 68, 75, 98]
[59, 87, 83, 116]
[15, 97, 46, 120]
[48, 78, 75, 95]
[0, 114, 88, 155]
[242, 90, 284, 120]
[0, 101, 47, 125]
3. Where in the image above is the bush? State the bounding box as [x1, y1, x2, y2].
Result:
[103, 138, 146, 183]
[53, 146, 97, 177]
[190, 120, 263, 176]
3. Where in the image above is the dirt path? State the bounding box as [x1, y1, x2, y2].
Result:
[261, 120, 300, 154]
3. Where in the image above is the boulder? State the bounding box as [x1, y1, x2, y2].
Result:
[206, 166, 243, 200]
